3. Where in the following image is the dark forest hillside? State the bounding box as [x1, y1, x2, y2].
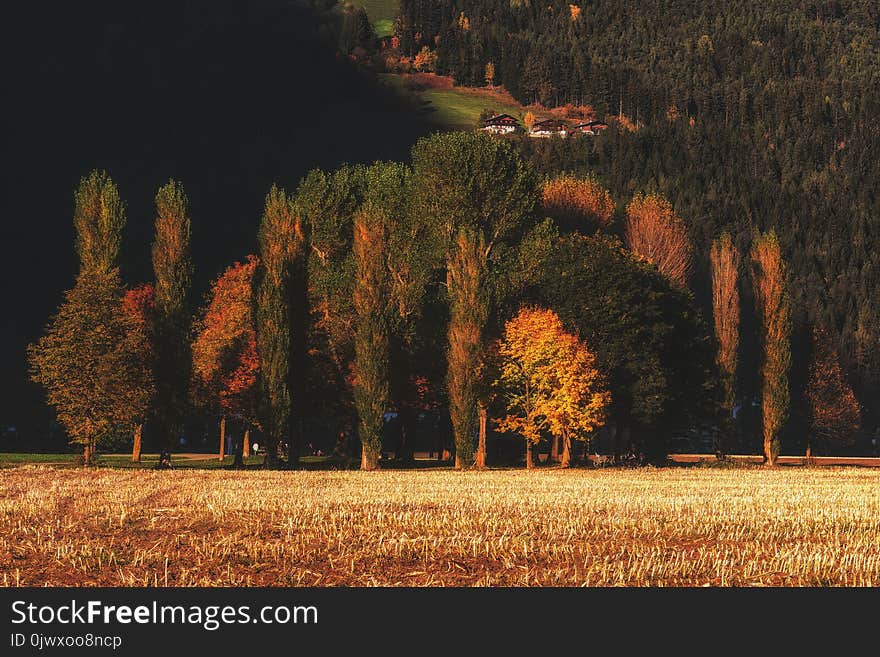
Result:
[397, 0, 880, 435]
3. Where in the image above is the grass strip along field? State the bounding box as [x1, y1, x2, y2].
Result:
[3, 467, 880, 586]
[0, 453, 327, 469]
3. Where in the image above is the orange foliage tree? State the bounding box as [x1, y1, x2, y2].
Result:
[806, 326, 860, 457]
[495, 307, 609, 468]
[624, 193, 692, 288]
[192, 256, 260, 463]
[122, 284, 156, 462]
[750, 230, 791, 465]
[413, 46, 437, 72]
[542, 173, 615, 233]
[710, 232, 740, 449]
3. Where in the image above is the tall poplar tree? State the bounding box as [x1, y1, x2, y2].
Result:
[151, 180, 193, 464]
[73, 170, 126, 274]
[710, 232, 740, 456]
[750, 230, 791, 465]
[412, 132, 537, 468]
[352, 202, 389, 470]
[255, 185, 302, 467]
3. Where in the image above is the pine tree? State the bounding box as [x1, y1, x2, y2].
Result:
[151, 180, 193, 465]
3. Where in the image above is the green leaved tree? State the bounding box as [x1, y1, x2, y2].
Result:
[751, 230, 791, 465]
[151, 181, 193, 465]
[29, 269, 154, 465]
[255, 185, 304, 467]
[411, 132, 538, 468]
[73, 170, 126, 274]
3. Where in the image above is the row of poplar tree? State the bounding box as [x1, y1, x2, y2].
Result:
[28, 131, 860, 469]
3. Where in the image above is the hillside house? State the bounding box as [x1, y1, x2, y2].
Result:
[529, 118, 569, 138]
[480, 114, 520, 134]
[571, 120, 609, 135]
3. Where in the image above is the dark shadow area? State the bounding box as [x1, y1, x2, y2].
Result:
[1, 1, 436, 446]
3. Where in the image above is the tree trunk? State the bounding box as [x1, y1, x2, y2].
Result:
[233, 430, 244, 468]
[805, 440, 811, 466]
[131, 424, 143, 463]
[243, 429, 250, 458]
[83, 443, 92, 467]
[218, 416, 226, 462]
[287, 427, 300, 470]
[764, 434, 777, 466]
[396, 407, 416, 464]
[560, 430, 572, 468]
[475, 403, 487, 469]
[263, 436, 279, 468]
[526, 442, 535, 469]
[361, 443, 380, 471]
[550, 433, 560, 463]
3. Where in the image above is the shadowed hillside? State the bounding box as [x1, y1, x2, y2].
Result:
[0, 1, 433, 445]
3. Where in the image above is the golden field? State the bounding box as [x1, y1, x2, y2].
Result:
[2, 465, 880, 586]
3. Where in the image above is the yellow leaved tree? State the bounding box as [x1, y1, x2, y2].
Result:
[495, 307, 610, 468]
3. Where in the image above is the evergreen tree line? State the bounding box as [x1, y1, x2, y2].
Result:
[28, 133, 864, 468]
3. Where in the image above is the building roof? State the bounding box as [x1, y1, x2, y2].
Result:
[572, 120, 609, 130]
[531, 119, 568, 131]
[483, 113, 519, 125]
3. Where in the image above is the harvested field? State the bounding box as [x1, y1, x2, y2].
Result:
[2, 466, 880, 586]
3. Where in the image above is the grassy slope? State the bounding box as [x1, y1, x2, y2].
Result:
[379, 74, 551, 131]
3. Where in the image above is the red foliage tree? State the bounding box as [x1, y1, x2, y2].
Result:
[122, 284, 156, 462]
[806, 326, 861, 457]
[192, 257, 260, 459]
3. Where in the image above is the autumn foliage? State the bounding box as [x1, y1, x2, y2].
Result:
[28, 270, 154, 465]
[122, 284, 157, 462]
[750, 230, 791, 465]
[192, 256, 260, 427]
[710, 232, 740, 417]
[806, 326, 860, 454]
[495, 307, 609, 468]
[542, 174, 615, 233]
[624, 193, 692, 288]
